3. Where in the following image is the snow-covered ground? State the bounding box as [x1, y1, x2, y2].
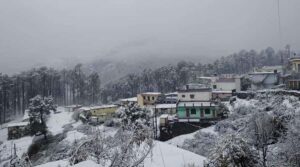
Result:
[47, 107, 76, 135]
[145, 141, 207, 167]
[166, 126, 218, 147]
[1, 106, 209, 167]
[0, 136, 33, 166]
[36, 141, 207, 167]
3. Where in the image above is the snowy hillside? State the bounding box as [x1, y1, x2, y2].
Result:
[36, 141, 207, 167]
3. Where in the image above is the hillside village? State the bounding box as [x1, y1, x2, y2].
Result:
[1, 53, 300, 166]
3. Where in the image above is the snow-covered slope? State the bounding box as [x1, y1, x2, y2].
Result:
[36, 141, 207, 167]
[144, 141, 207, 167]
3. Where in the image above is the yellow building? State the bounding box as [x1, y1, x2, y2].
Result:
[290, 57, 300, 73]
[137, 92, 161, 107]
[89, 105, 119, 122]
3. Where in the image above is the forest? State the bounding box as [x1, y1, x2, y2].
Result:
[0, 46, 291, 124]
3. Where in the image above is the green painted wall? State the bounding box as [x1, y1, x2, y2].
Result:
[177, 106, 216, 119]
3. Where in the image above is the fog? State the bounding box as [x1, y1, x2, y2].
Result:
[1, 0, 300, 74]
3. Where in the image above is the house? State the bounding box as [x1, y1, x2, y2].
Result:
[198, 75, 241, 92]
[120, 97, 138, 106]
[7, 122, 29, 140]
[286, 57, 300, 90]
[176, 101, 218, 122]
[65, 105, 82, 112]
[137, 92, 161, 107]
[248, 71, 280, 90]
[212, 77, 241, 92]
[176, 84, 220, 122]
[86, 105, 119, 123]
[290, 57, 300, 73]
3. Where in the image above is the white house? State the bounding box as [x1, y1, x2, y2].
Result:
[198, 75, 241, 92]
[211, 77, 241, 92]
[248, 72, 280, 90]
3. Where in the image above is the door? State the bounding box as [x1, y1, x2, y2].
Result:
[186, 108, 190, 118]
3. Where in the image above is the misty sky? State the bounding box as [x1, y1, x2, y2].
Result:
[1, 0, 300, 74]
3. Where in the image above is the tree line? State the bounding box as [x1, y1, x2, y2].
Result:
[101, 46, 288, 102]
[0, 64, 101, 124]
[0, 46, 291, 123]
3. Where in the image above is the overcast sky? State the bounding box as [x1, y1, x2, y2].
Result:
[0, 0, 300, 74]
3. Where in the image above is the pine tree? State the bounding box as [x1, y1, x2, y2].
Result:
[28, 95, 57, 139]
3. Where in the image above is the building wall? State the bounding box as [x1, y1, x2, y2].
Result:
[215, 82, 236, 91]
[212, 92, 232, 101]
[178, 91, 212, 101]
[288, 81, 300, 90]
[212, 78, 241, 92]
[90, 107, 118, 119]
[177, 106, 216, 120]
[137, 94, 160, 106]
[292, 60, 300, 72]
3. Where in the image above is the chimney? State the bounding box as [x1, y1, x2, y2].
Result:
[186, 84, 189, 90]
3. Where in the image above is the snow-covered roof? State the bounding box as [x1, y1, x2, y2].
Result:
[78, 107, 91, 111]
[155, 103, 176, 109]
[212, 90, 232, 94]
[165, 92, 178, 96]
[7, 122, 28, 128]
[178, 101, 216, 107]
[90, 105, 118, 109]
[65, 105, 82, 108]
[140, 92, 161, 95]
[120, 97, 137, 102]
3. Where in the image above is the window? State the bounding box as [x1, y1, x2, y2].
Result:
[152, 96, 155, 100]
[191, 108, 196, 115]
[213, 85, 217, 89]
[147, 96, 150, 101]
[205, 108, 210, 115]
[298, 64, 300, 72]
[190, 94, 195, 99]
[182, 95, 186, 98]
[143, 96, 146, 100]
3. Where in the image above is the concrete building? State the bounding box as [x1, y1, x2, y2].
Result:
[177, 84, 212, 102]
[176, 84, 220, 123]
[290, 57, 300, 73]
[137, 92, 161, 107]
[212, 77, 241, 92]
[198, 75, 241, 92]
